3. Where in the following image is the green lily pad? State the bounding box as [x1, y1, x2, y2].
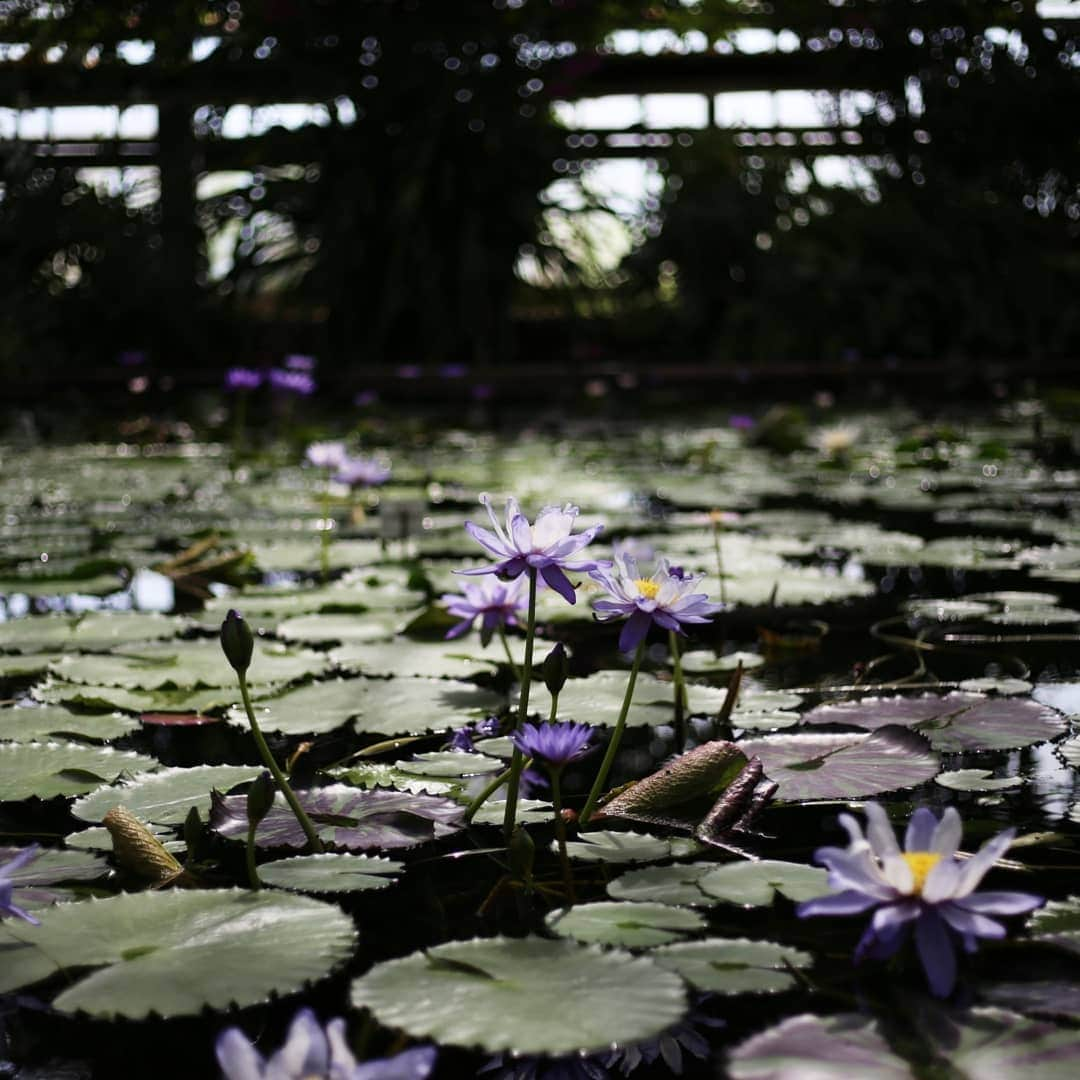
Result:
[0, 742, 157, 801]
[729, 1013, 914, 1079]
[226, 678, 366, 735]
[276, 612, 404, 645]
[331, 636, 536, 679]
[0, 888, 356, 1019]
[258, 853, 403, 894]
[652, 938, 813, 994]
[350, 936, 687, 1055]
[680, 650, 765, 674]
[0, 705, 138, 743]
[546, 901, 706, 948]
[33, 679, 240, 714]
[937, 1007, 1080, 1076]
[0, 653, 53, 678]
[903, 599, 995, 622]
[935, 769, 1024, 792]
[697, 860, 830, 907]
[51, 639, 330, 690]
[1028, 896, 1080, 956]
[0, 611, 181, 654]
[562, 830, 695, 865]
[608, 863, 717, 906]
[71, 765, 262, 825]
[398, 751, 503, 778]
[0, 845, 111, 910]
[346, 677, 503, 737]
[957, 678, 1032, 695]
[738, 727, 940, 801]
[980, 982, 1080, 1021]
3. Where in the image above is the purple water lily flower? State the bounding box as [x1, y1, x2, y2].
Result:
[225, 367, 263, 391]
[270, 368, 317, 396]
[442, 576, 528, 643]
[797, 802, 1044, 998]
[458, 493, 603, 604]
[335, 456, 392, 488]
[216, 1007, 436, 1080]
[285, 353, 316, 372]
[0, 845, 42, 926]
[589, 553, 722, 654]
[511, 721, 594, 770]
[306, 441, 348, 470]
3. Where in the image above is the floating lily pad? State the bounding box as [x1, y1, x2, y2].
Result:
[957, 678, 1032, 695]
[652, 938, 813, 995]
[546, 901, 706, 948]
[66, 822, 183, 853]
[0, 611, 180, 654]
[211, 785, 465, 850]
[347, 677, 503, 737]
[0, 653, 53, 678]
[226, 679, 365, 735]
[608, 863, 717, 906]
[981, 981, 1080, 1021]
[697, 860, 830, 907]
[729, 1013, 913, 1079]
[71, 765, 262, 825]
[350, 936, 687, 1055]
[398, 751, 503, 778]
[258, 853, 403, 894]
[33, 679, 239, 715]
[801, 693, 1066, 752]
[562, 830, 690, 865]
[988, 607, 1080, 626]
[0, 845, 110, 910]
[903, 599, 995, 622]
[937, 1006, 1080, 1076]
[276, 613, 403, 645]
[0, 888, 356, 1019]
[331, 636, 536, 679]
[0, 742, 157, 801]
[935, 769, 1024, 792]
[0, 704, 138, 743]
[737, 727, 940, 801]
[51, 639, 330, 690]
[680, 651, 765, 674]
[467, 797, 554, 826]
[1028, 896, 1080, 956]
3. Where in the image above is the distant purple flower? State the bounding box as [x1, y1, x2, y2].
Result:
[458, 493, 604, 604]
[447, 715, 501, 752]
[442, 576, 527, 643]
[397, 364, 422, 379]
[216, 1007, 436, 1080]
[729, 414, 755, 430]
[117, 349, 146, 367]
[225, 366, 263, 391]
[472, 383, 494, 401]
[354, 390, 379, 407]
[335, 455, 391, 488]
[270, 368, 316, 396]
[797, 802, 1044, 998]
[589, 553, 722, 654]
[511, 721, 594, 770]
[285, 353, 316, 372]
[306, 441, 348, 470]
[0, 845, 42, 926]
[440, 363, 468, 378]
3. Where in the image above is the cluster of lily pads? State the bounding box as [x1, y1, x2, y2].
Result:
[2, 409, 1080, 1078]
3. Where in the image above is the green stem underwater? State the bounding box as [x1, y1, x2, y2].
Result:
[245, 819, 261, 890]
[579, 638, 647, 825]
[238, 672, 325, 853]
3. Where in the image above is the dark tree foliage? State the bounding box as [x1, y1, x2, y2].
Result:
[0, 0, 1077, 383]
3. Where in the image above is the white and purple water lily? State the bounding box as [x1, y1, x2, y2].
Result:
[0, 845, 42, 925]
[589, 553, 722, 654]
[458, 493, 604, 604]
[797, 802, 1043, 998]
[441, 576, 527, 642]
[306, 441, 348, 470]
[216, 1007, 435, 1080]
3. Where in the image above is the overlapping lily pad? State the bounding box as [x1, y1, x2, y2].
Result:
[0, 845, 110, 910]
[546, 901, 706, 947]
[801, 693, 1066, 752]
[257, 853, 403, 894]
[0, 704, 138, 743]
[350, 936, 687, 1055]
[0, 742, 158, 801]
[211, 785, 465, 850]
[737, 727, 940, 801]
[0, 889, 356, 1018]
[652, 938, 813, 995]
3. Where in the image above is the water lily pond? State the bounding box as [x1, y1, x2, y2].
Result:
[3, 404, 1080, 1078]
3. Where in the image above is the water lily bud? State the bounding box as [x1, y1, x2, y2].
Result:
[220, 609, 254, 675]
[542, 642, 569, 696]
[246, 771, 276, 828]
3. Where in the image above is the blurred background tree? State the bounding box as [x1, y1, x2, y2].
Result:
[0, 0, 1077, 390]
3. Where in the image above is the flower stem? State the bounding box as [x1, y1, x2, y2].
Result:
[550, 769, 576, 904]
[502, 567, 538, 839]
[498, 624, 522, 684]
[548, 688, 560, 725]
[579, 639, 646, 826]
[238, 672, 325, 853]
[463, 756, 533, 823]
[245, 819, 261, 890]
[669, 629, 688, 751]
[319, 465, 332, 583]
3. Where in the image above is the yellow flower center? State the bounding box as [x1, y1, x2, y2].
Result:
[635, 578, 660, 599]
[902, 851, 942, 893]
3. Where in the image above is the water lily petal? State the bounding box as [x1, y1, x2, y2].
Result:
[952, 890, 1044, 916]
[915, 909, 957, 997]
[930, 807, 963, 856]
[903, 807, 937, 853]
[954, 828, 1015, 897]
